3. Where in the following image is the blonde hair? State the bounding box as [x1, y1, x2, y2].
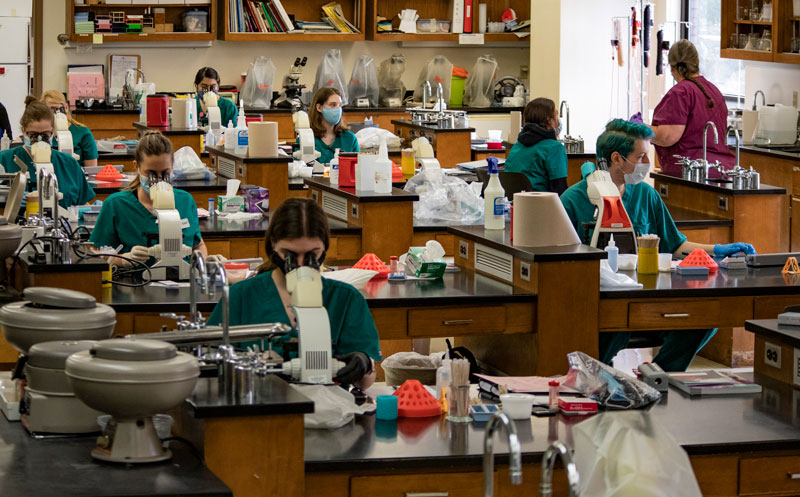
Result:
[309, 87, 348, 139]
[668, 40, 714, 109]
[126, 130, 174, 191]
[40, 90, 86, 127]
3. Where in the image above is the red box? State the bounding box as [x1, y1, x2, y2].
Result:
[146, 94, 169, 128]
[487, 140, 503, 150]
[558, 397, 598, 415]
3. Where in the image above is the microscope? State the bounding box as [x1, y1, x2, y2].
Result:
[292, 110, 323, 171]
[274, 57, 307, 111]
[146, 180, 191, 281]
[585, 159, 638, 254]
[53, 112, 75, 160]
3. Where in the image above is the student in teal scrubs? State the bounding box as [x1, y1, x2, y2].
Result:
[309, 87, 359, 164]
[41, 90, 98, 168]
[194, 67, 237, 127]
[207, 198, 380, 389]
[504, 97, 568, 194]
[89, 130, 207, 267]
[560, 119, 755, 371]
[0, 97, 95, 208]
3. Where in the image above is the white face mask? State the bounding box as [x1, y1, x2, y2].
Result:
[623, 158, 650, 185]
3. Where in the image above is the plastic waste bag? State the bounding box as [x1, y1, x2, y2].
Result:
[413, 56, 454, 105]
[463, 54, 498, 108]
[404, 169, 483, 224]
[240, 56, 276, 109]
[563, 351, 661, 409]
[573, 411, 703, 497]
[171, 146, 215, 181]
[313, 49, 348, 106]
[291, 384, 375, 429]
[378, 54, 407, 107]
[347, 55, 379, 107]
[355, 127, 402, 152]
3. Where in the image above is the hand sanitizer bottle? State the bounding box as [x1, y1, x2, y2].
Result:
[330, 148, 340, 187]
[483, 157, 505, 230]
[605, 234, 619, 272]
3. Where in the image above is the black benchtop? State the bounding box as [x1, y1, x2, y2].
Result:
[448, 224, 607, 262]
[669, 206, 734, 228]
[185, 375, 314, 419]
[304, 384, 800, 471]
[601, 266, 800, 298]
[0, 417, 230, 496]
[20, 255, 108, 274]
[745, 319, 800, 348]
[304, 177, 419, 203]
[206, 145, 292, 164]
[735, 143, 800, 160]
[652, 172, 787, 195]
[199, 213, 359, 238]
[92, 176, 228, 194]
[73, 108, 140, 115]
[133, 122, 205, 135]
[391, 119, 475, 133]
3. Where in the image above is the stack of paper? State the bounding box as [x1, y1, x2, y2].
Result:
[75, 21, 95, 34]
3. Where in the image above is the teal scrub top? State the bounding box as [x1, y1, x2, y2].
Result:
[197, 97, 237, 128]
[88, 189, 202, 257]
[51, 123, 98, 166]
[0, 146, 95, 207]
[314, 130, 359, 164]
[207, 270, 382, 361]
[504, 139, 568, 192]
[560, 163, 687, 254]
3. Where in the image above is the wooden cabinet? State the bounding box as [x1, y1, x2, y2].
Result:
[351, 472, 486, 497]
[628, 300, 721, 329]
[740, 456, 800, 495]
[721, 0, 800, 64]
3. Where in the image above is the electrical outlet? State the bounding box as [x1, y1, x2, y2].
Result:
[519, 65, 529, 80]
[458, 240, 469, 259]
[659, 184, 669, 198]
[350, 204, 358, 219]
[718, 196, 729, 211]
[765, 342, 782, 368]
[520, 261, 531, 281]
[311, 190, 318, 202]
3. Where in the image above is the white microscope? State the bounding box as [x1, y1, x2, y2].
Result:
[293, 110, 323, 172]
[586, 159, 638, 254]
[53, 112, 77, 160]
[146, 181, 191, 280]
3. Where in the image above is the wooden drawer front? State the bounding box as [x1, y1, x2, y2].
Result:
[754, 295, 800, 319]
[351, 472, 486, 497]
[628, 300, 719, 329]
[408, 306, 506, 337]
[740, 456, 800, 495]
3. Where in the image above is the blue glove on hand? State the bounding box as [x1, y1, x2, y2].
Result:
[714, 243, 756, 257]
[629, 112, 644, 124]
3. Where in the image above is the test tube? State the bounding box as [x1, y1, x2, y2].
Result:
[548, 380, 560, 410]
[208, 197, 215, 216]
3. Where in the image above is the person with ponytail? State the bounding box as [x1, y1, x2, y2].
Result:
[0, 96, 94, 208]
[648, 39, 734, 177]
[41, 90, 98, 167]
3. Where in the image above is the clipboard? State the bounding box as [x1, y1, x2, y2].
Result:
[108, 54, 142, 99]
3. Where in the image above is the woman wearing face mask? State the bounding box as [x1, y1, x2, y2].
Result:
[309, 87, 359, 164]
[504, 97, 568, 194]
[89, 130, 207, 267]
[40, 90, 98, 168]
[194, 67, 237, 127]
[560, 119, 755, 371]
[207, 198, 381, 389]
[0, 96, 94, 208]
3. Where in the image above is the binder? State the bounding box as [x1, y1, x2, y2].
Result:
[450, 0, 464, 34]
[463, 0, 473, 33]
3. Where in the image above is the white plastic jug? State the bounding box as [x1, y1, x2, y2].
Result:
[755, 104, 799, 145]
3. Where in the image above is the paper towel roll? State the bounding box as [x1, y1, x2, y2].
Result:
[512, 192, 581, 247]
[247, 121, 279, 157]
[478, 4, 487, 33]
[509, 111, 522, 144]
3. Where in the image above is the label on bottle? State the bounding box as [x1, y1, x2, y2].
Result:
[493, 197, 504, 216]
[237, 130, 248, 146]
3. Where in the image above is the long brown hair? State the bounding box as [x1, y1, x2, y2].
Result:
[669, 40, 714, 109]
[40, 90, 86, 128]
[125, 130, 174, 191]
[309, 87, 349, 139]
[522, 97, 556, 128]
[20, 96, 54, 132]
[258, 198, 330, 273]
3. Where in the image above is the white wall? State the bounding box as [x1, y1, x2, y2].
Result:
[42, 7, 529, 96]
[743, 61, 800, 107]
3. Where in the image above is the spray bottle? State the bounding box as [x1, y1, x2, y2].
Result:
[235, 101, 248, 156]
[374, 136, 392, 194]
[604, 234, 619, 272]
[483, 157, 505, 230]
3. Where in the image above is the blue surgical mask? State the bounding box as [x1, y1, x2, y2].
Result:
[139, 174, 151, 195]
[553, 119, 562, 138]
[623, 158, 650, 185]
[321, 107, 342, 126]
[197, 90, 205, 102]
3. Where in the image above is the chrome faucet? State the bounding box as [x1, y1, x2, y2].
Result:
[208, 261, 231, 351]
[483, 411, 522, 497]
[187, 251, 208, 330]
[559, 100, 570, 136]
[436, 82, 444, 110]
[752, 90, 766, 111]
[703, 121, 718, 178]
[727, 126, 741, 169]
[540, 441, 580, 497]
[422, 81, 432, 109]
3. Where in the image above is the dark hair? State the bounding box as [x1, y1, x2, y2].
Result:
[126, 130, 174, 191]
[258, 198, 330, 273]
[20, 95, 54, 131]
[668, 40, 714, 109]
[522, 97, 556, 128]
[194, 67, 220, 86]
[309, 87, 349, 139]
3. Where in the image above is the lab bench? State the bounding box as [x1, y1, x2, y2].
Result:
[133, 122, 210, 167]
[392, 119, 475, 168]
[95, 150, 210, 173]
[73, 108, 140, 140]
[206, 145, 293, 210]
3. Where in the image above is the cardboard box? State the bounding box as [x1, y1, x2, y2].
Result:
[164, 23, 173, 32]
[155, 24, 165, 32]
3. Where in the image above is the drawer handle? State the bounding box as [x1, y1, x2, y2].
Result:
[443, 319, 473, 326]
[788, 473, 800, 479]
[405, 493, 449, 497]
[662, 313, 690, 318]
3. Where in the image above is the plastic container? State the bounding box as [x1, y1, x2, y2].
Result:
[183, 10, 208, 32]
[435, 358, 451, 398]
[146, 94, 169, 127]
[330, 149, 340, 186]
[416, 19, 450, 33]
[637, 247, 658, 275]
[604, 234, 619, 272]
[224, 262, 249, 284]
[499, 393, 535, 420]
[487, 22, 505, 33]
[450, 66, 468, 107]
[374, 137, 392, 194]
[755, 104, 799, 145]
[483, 157, 505, 230]
[224, 120, 236, 151]
[658, 253, 672, 272]
[376, 395, 398, 420]
[338, 153, 358, 188]
[394, 379, 441, 417]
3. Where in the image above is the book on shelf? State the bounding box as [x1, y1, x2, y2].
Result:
[321, 2, 359, 33]
[296, 21, 336, 31]
[450, 0, 464, 34]
[667, 369, 762, 396]
[231, 0, 304, 33]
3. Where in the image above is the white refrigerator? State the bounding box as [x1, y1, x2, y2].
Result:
[0, 0, 32, 139]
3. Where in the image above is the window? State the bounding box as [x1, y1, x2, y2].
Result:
[686, 0, 744, 100]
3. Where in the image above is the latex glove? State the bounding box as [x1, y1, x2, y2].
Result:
[206, 254, 227, 264]
[629, 112, 645, 124]
[714, 243, 756, 257]
[113, 246, 150, 267]
[333, 351, 372, 386]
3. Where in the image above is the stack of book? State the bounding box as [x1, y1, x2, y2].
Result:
[667, 369, 762, 396]
[231, 0, 298, 33]
[75, 12, 95, 34]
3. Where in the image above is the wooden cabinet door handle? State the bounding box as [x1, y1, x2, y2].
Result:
[405, 493, 449, 497]
[788, 473, 800, 479]
[662, 313, 690, 318]
[443, 319, 473, 326]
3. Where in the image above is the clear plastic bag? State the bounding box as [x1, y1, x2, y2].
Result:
[378, 54, 407, 106]
[347, 55, 379, 107]
[313, 49, 349, 106]
[463, 54, 498, 108]
[413, 56, 454, 105]
[403, 169, 484, 224]
[291, 384, 375, 429]
[563, 351, 661, 409]
[240, 56, 276, 109]
[355, 127, 402, 152]
[171, 146, 214, 181]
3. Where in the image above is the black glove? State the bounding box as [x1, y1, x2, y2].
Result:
[333, 351, 371, 385]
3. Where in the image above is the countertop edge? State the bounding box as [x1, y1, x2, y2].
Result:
[652, 172, 787, 196]
[447, 227, 607, 262]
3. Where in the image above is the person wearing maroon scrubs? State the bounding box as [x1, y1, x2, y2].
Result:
[648, 40, 734, 178]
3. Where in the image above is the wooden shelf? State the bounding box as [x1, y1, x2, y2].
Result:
[221, 32, 364, 42]
[74, 3, 205, 7]
[371, 32, 529, 43]
[70, 32, 214, 42]
[775, 52, 800, 64]
[720, 47, 775, 62]
[732, 19, 774, 25]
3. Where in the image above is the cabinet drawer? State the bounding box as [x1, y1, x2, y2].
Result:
[351, 472, 486, 497]
[740, 456, 800, 495]
[408, 306, 506, 337]
[628, 300, 719, 329]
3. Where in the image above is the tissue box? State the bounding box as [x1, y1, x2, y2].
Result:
[217, 195, 245, 213]
[405, 247, 446, 279]
[244, 187, 269, 213]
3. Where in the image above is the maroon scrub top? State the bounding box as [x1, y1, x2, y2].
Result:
[652, 76, 734, 177]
